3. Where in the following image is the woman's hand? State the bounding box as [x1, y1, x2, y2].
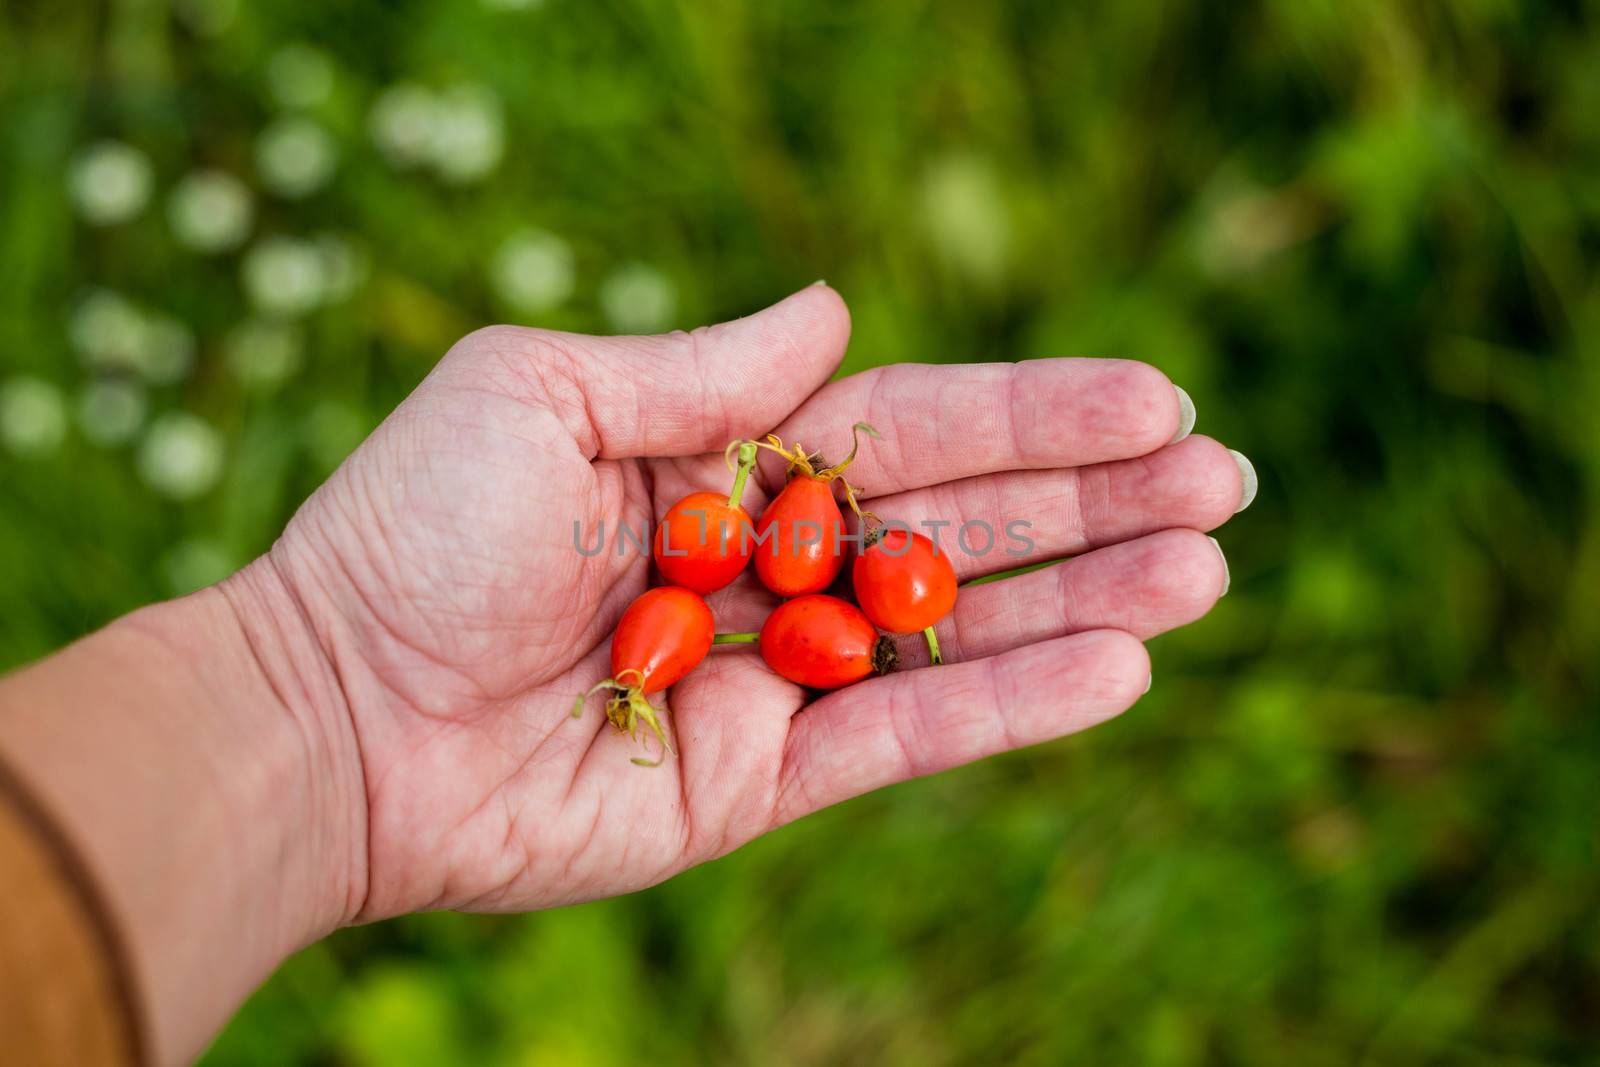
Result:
[247, 283, 1242, 922]
[0, 284, 1245, 1064]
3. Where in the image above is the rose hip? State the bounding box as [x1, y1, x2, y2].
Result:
[653, 441, 759, 594]
[852, 527, 958, 663]
[747, 423, 879, 599]
[574, 586, 714, 765]
[758, 594, 896, 689]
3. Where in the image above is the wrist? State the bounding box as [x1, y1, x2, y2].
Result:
[0, 561, 367, 1063]
[215, 556, 370, 933]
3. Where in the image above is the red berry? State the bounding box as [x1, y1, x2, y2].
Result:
[852, 529, 958, 634]
[577, 586, 715, 765]
[653, 491, 754, 594]
[758, 594, 896, 689]
[610, 586, 715, 693]
[753, 475, 846, 597]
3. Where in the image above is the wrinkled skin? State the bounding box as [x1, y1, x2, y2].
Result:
[257, 284, 1242, 922]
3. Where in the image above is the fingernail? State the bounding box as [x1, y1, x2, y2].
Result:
[1169, 385, 1196, 444]
[1208, 535, 1230, 596]
[1142, 672, 1153, 695]
[1229, 449, 1257, 512]
[810, 278, 829, 287]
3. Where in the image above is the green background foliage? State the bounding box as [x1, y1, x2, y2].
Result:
[3, 1, 1597, 1063]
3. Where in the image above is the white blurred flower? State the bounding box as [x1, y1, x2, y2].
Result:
[920, 154, 1011, 287]
[224, 319, 303, 390]
[490, 230, 574, 313]
[69, 141, 153, 226]
[267, 43, 335, 110]
[600, 263, 676, 334]
[78, 379, 147, 447]
[162, 539, 234, 595]
[69, 292, 194, 385]
[370, 82, 505, 182]
[141, 313, 196, 385]
[314, 233, 368, 301]
[1193, 176, 1319, 279]
[168, 169, 254, 253]
[370, 83, 440, 169]
[256, 116, 338, 198]
[429, 85, 504, 183]
[70, 289, 147, 374]
[173, 0, 238, 37]
[0, 377, 68, 457]
[242, 236, 329, 316]
[138, 412, 224, 499]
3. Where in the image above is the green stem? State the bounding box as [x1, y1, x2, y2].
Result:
[714, 632, 760, 645]
[923, 626, 943, 665]
[727, 441, 758, 507]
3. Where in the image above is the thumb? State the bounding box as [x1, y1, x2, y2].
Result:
[464, 282, 850, 459]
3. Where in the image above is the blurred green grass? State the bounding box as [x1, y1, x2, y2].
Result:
[3, 0, 1597, 1063]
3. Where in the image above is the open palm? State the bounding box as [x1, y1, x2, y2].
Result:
[268, 285, 1243, 923]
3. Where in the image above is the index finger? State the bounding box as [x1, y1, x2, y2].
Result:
[762, 359, 1184, 498]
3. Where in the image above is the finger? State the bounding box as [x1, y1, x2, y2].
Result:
[771, 629, 1148, 826]
[761, 358, 1183, 497]
[864, 436, 1248, 581]
[457, 283, 850, 459]
[899, 529, 1227, 667]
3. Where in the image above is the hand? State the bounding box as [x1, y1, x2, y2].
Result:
[246, 283, 1244, 922]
